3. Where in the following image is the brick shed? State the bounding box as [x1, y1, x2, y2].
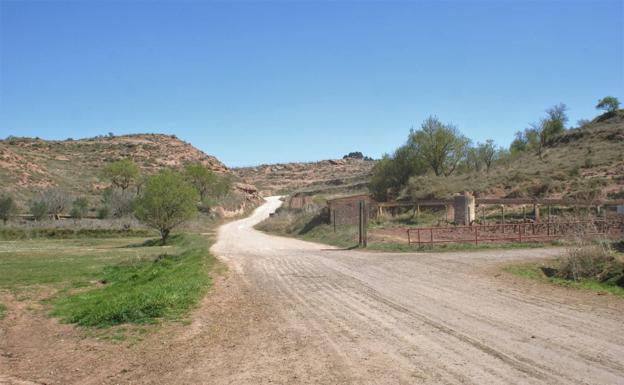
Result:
[327, 194, 372, 225]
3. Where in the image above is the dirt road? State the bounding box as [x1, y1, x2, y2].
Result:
[210, 196, 624, 385]
[2, 197, 623, 385]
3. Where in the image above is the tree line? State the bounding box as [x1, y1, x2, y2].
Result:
[0, 160, 232, 243]
[370, 96, 621, 201]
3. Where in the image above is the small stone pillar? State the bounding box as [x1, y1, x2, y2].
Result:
[453, 192, 475, 225]
[534, 204, 540, 222]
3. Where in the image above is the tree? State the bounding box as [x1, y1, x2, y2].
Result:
[0, 195, 16, 225]
[478, 139, 497, 173]
[183, 163, 218, 201]
[596, 96, 620, 113]
[101, 188, 135, 218]
[408, 116, 469, 176]
[134, 170, 198, 243]
[70, 197, 89, 219]
[29, 200, 48, 221]
[369, 145, 425, 201]
[543, 103, 568, 142]
[29, 188, 70, 220]
[103, 159, 140, 192]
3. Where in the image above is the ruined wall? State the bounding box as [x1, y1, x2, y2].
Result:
[327, 195, 371, 225]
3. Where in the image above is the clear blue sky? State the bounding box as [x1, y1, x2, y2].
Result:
[1, 0, 622, 167]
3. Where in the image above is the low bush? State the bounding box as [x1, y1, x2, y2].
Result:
[556, 243, 624, 286]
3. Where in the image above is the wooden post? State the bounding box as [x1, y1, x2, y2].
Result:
[417, 228, 421, 246]
[358, 200, 368, 248]
[407, 229, 411, 245]
[501, 205, 505, 233]
[474, 226, 478, 245]
[333, 210, 336, 233]
[522, 205, 526, 222]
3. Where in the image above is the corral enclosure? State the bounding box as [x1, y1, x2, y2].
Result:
[323, 193, 624, 246]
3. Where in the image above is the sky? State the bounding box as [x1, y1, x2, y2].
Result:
[0, 0, 622, 167]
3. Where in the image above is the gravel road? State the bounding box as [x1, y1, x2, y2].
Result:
[211, 196, 624, 385]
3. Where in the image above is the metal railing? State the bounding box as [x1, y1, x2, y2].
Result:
[406, 220, 620, 246]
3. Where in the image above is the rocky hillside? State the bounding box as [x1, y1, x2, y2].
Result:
[232, 158, 375, 196]
[0, 134, 228, 200]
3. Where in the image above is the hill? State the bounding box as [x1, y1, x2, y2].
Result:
[0, 134, 228, 201]
[403, 111, 624, 202]
[231, 158, 375, 196]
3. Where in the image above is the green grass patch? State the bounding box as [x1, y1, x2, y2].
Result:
[0, 237, 179, 289]
[50, 234, 214, 327]
[0, 303, 6, 320]
[504, 262, 624, 298]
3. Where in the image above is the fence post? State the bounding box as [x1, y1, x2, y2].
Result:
[474, 226, 478, 245]
[501, 205, 505, 233]
[407, 229, 411, 245]
[358, 200, 368, 248]
[333, 210, 336, 233]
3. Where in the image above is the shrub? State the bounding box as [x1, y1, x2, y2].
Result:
[70, 197, 89, 219]
[30, 200, 48, 221]
[0, 195, 17, 225]
[97, 206, 111, 219]
[557, 243, 624, 285]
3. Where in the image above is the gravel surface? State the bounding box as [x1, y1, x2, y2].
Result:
[211, 196, 624, 384]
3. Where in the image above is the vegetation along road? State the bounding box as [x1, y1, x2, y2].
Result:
[211, 197, 624, 384]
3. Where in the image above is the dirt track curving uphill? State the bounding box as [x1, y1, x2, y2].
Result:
[209, 196, 624, 384]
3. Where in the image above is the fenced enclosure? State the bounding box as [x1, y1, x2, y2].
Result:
[404, 219, 624, 246]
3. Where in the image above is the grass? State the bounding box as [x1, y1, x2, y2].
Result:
[0, 303, 6, 319]
[51, 234, 214, 327]
[0, 227, 153, 240]
[0, 237, 179, 289]
[504, 262, 624, 298]
[0, 233, 217, 327]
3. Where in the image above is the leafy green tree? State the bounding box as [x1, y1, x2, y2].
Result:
[29, 200, 48, 221]
[103, 159, 140, 192]
[596, 96, 620, 113]
[408, 116, 469, 176]
[0, 195, 16, 225]
[369, 145, 425, 201]
[70, 197, 89, 219]
[134, 170, 198, 243]
[184, 163, 219, 201]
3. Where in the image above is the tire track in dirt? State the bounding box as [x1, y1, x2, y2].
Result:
[211, 196, 624, 385]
